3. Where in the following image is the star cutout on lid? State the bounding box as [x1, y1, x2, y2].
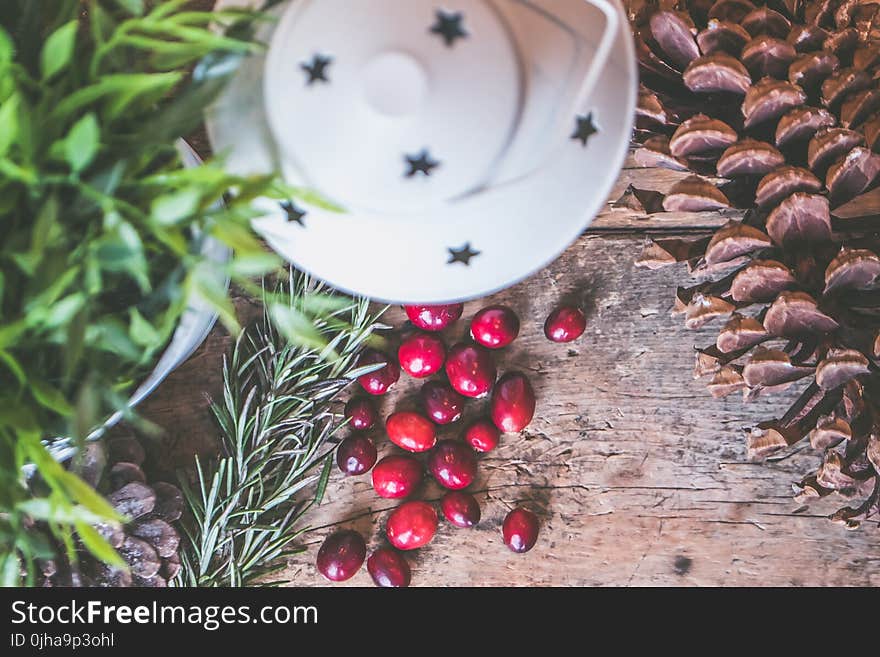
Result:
[301, 54, 332, 85]
[572, 113, 599, 147]
[430, 10, 468, 47]
[448, 243, 481, 266]
[405, 149, 441, 178]
[281, 200, 306, 226]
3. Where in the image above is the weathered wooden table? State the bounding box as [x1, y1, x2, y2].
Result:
[139, 152, 880, 586]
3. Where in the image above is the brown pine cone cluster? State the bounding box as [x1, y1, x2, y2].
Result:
[630, 0, 880, 528]
[40, 434, 184, 586]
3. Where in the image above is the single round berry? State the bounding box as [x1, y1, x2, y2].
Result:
[405, 304, 464, 332]
[316, 530, 366, 582]
[502, 508, 539, 554]
[491, 372, 536, 433]
[345, 397, 379, 431]
[367, 548, 412, 588]
[336, 434, 377, 476]
[464, 418, 501, 453]
[398, 332, 446, 378]
[427, 440, 478, 490]
[441, 491, 481, 528]
[357, 348, 400, 395]
[386, 501, 438, 550]
[386, 411, 437, 453]
[445, 343, 497, 399]
[420, 380, 464, 425]
[470, 305, 520, 349]
[544, 306, 587, 343]
[372, 455, 423, 499]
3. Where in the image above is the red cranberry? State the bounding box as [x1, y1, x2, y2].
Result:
[427, 440, 477, 490]
[445, 343, 496, 398]
[405, 304, 464, 331]
[386, 501, 438, 550]
[398, 332, 446, 378]
[386, 411, 436, 453]
[491, 372, 536, 433]
[345, 397, 379, 431]
[336, 434, 377, 476]
[544, 306, 587, 343]
[502, 508, 539, 554]
[420, 381, 464, 425]
[316, 530, 366, 581]
[464, 418, 501, 453]
[367, 548, 411, 588]
[357, 348, 400, 395]
[372, 455, 423, 499]
[470, 305, 520, 349]
[441, 491, 481, 528]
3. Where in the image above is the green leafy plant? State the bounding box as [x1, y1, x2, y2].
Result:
[176, 274, 387, 587]
[0, 0, 337, 585]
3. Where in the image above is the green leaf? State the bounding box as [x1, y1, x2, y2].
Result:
[65, 113, 100, 173]
[0, 552, 21, 587]
[151, 188, 201, 225]
[113, 0, 145, 15]
[30, 378, 74, 416]
[312, 454, 333, 506]
[191, 265, 238, 335]
[58, 471, 124, 524]
[75, 521, 126, 569]
[269, 303, 329, 352]
[41, 20, 78, 80]
[0, 350, 25, 388]
[129, 308, 160, 347]
[0, 27, 13, 66]
[15, 499, 105, 526]
[0, 93, 19, 158]
[228, 253, 281, 278]
[43, 294, 86, 329]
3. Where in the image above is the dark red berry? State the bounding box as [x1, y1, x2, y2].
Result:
[372, 455, 423, 499]
[345, 397, 379, 431]
[336, 434, 377, 476]
[386, 501, 438, 550]
[470, 305, 520, 349]
[398, 332, 446, 378]
[386, 411, 437, 453]
[357, 348, 400, 395]
[445, 343, 496, 398]
[491, 372, 536, 433]
[420, 380, 464, 425]
[316, 530, 366, 581]
[367, 548, 411, 588]
[544, 306, 587, 343]
[405, 304, 464, 332]
[441, 491, 481, 528]
[427, 440, 477, 490]
[502, 508, 539, 554]
[464, 418, 501, 452]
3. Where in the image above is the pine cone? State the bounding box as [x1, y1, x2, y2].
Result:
[41, 433, 184, 586]
[630, 0, 880, 528]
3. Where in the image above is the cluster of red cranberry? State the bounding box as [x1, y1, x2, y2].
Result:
[317, 301, 587, 586]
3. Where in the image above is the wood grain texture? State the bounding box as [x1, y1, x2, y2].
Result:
[140, 226, 880, 587]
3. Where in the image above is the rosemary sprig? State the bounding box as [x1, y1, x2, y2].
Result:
[174, 272, 386, 587]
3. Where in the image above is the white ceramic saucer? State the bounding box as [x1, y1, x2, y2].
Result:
[208, 0, 636, 303]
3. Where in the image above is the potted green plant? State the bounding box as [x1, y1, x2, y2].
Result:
[0, 0, 338, 585]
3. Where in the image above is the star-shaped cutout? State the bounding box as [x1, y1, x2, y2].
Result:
[430, 10, 468, 47]
[405, 149, 441, 178]
[281, 200, 306, 226]
[572, 113, 599, 146]
[301, 54, 332, 85]
[448, 243, 481, 266]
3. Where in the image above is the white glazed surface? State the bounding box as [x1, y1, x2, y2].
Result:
[208, 0, 636, 303]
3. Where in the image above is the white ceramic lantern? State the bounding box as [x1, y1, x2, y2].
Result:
[209, 0, 637, 303]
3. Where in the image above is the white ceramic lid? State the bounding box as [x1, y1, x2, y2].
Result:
[208, 0, 636, 303]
